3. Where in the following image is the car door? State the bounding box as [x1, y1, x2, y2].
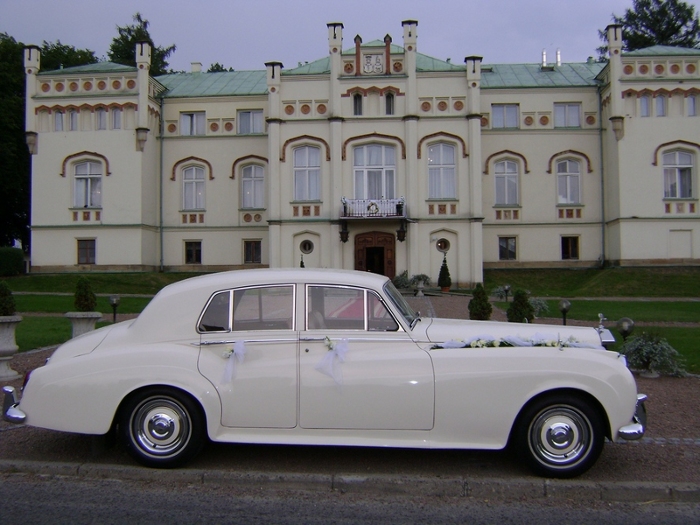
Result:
[299, 285, 434, 430]
[197, 284, 298, 428]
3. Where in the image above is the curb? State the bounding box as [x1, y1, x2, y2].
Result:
[1, 459, 699, 503]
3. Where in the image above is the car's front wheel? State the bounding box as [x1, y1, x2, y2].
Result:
[514, 394, 605, 478]
[119, 388, 206, 468]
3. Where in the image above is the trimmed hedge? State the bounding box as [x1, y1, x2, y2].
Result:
[0, 247, 24, 276]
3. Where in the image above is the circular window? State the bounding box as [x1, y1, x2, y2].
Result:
[300, 240, 314, 254]
[436, 238, 450, 253]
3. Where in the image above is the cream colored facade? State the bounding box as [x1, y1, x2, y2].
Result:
[24, 23, 700, 284]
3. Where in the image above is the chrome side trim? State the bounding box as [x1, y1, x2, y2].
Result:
[196, 338, 299, 346]
[618, 393, 647, 441]
[2, 386, 26, 424]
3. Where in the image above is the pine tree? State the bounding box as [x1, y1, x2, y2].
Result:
[74, 277, 97, 312]
[438, 254, 451, 290]
[108, 13, 176, 76]
[468, 283, 492, 320]
[506, 289, 534, 323]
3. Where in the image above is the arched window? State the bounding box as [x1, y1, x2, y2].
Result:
[182, 166, 205, 210]
[663, 151, 693, 198]
[428, 143, 456, 199]
[242, 165, 264, 208]
[353, 144, 395, 200]
[74, 161, 102, 208]
[494, 160, 518, 205]
[293, 146, 321, 201]
[557, 159, 581, 204]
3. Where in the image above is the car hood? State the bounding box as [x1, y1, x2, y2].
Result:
[420, 318, 605, 348]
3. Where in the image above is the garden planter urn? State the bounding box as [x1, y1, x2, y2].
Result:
[0, 315, 22, 380]
[65, 312, 102, 339]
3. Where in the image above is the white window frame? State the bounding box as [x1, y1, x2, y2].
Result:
[73, 161, 102, 208]
[663, 150, 694, 199]
[96, 108, 107, 130]
[688, 95, 697, 117]
[293, 146, 321, 201]
[353, 144, 395, 200]
[68, 109, 79, 131]
[656, 95, 666, 117]
[353, 93, 363, 116]
[640, 95, 651, 117]
[498, 237, 517, 261]
[554, 103, 581, 128]
[180, 111, 206, 136]
[54, 110, 64, 131]
[182, 166, 205, 210]
[428, 143, 456, 199]
[238, 110, 264, 134]
[385, 93, 394, 115]
[494, 160, 519, 206]
[241, 164, 265, 208]
[557, 159, 581, 204]
[492, 104, 519, 128]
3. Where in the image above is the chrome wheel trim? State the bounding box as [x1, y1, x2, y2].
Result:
[130, 396, 192, 458]
[528, 406, 591, 466]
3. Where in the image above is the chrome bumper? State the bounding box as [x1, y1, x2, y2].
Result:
[2, 386, 27, 424]
[617, 393, 647, 440]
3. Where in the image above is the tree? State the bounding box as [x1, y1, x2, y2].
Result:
[0, 33, 30, 249]
[108, 13, 176, 76]
[437, 254, 452, 290]
[468, 283, 492, 320]
[74, 276, 97, 312]
[40, 40, 98, 71]
[598, 0, 700, 59]
[506, 289, 534, 323]
[208, 62, 234, 72]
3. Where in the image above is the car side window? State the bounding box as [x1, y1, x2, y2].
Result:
[307, 286, 365, 330]
[232, 285, 294, 331]
[198, 291, 231, 332]
[367, 292, 399, 331]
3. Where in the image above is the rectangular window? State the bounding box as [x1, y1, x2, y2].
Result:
[68, 110, 79, 131]
[180, 112, 206, 135]
[54, 110, 64, 131]
[353, 94, 363, 116]
[428, 144, 456, 199]
[640, 95, 651, 117]
[498, 237, 517, 260]
[185, 241, 202, 264]
[494, 160, 518, 205]
[74, 161, 102, 208]
[308, 286, 365, 330]
[294, 146, 321, 201]
[663, 151, 694, 198]
[385, 93, 394, 115]
[554, 103, 581, 128]
[656, 96, 666, 117]
[492, 104, 519, 128]
[689, 95, 697, 117]
[77, 239, 96, 265]
[561, 236, 579, 260]
[238, 110, 264, 134]
[233, 286, 293, 331]
[96, 108, 107, 130]
[112, 108, 122, 129]
[244, 240, 262, 264]
[241, 165, 264, 208]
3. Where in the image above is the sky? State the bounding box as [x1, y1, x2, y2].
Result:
[3, 0, 700, 72]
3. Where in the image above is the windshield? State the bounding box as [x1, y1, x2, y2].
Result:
[383, 281, 418, 327]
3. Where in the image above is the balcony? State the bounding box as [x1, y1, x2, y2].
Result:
[341, 197, 406, 219]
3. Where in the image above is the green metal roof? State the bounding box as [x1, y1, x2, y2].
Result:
[480, 62, 605, 89]
[38, 61, 136, 75]
[624, 45, 700, 56]
[155, 70, 268, 97]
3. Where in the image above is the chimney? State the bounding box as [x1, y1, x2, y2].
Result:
[191, 62, 202, 73]
[556, 49, 561, 67]
[541, 49, 547, 68]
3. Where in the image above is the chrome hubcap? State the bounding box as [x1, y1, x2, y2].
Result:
[530, 407, 590, 466]
[131, 397, 191, 457]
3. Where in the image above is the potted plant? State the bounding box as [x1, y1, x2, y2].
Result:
[437, 254, 452, 292]
[0, 280, 21, 379]
[468, 283, 492, 320]
[65, 276, 102, 338]
[506, 289, 535, 323]
[410, 274, 431, 297]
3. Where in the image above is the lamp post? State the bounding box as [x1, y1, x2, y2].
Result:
[617, 317, 635, 341]
[503, 285, 511, 302]
[109, 295, 121, 324]
[558, 299, 571, 325]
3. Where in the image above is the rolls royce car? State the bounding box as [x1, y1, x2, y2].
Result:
[3, 269, 646, 477]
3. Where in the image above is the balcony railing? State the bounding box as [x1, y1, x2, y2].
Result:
[341, 197, 406, 219]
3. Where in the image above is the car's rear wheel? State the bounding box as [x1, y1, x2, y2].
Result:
[119, 388, 206, 468]
[514, 394, 605, 478]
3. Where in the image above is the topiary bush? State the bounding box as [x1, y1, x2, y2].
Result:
[74, 276, 97, 312]
[620, 332, 686, 377]
[437, 255, 451, 290]
[392, 270, 411, 290]
[0, 247, 25, 277]
[506, 289, 534, 323]
[468, 283, 492, 320]
[0, 281, 16, 316]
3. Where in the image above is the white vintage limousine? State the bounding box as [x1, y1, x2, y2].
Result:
[3, 269, 646, 477]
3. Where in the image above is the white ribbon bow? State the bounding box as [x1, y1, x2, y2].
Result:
[315, 337, 349, 385]
[222, 340, 246, 383]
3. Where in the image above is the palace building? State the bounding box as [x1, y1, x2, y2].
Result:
[23, 22, 700, 285]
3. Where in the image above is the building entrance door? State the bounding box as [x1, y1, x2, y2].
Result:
[354, 231, 396, 279]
